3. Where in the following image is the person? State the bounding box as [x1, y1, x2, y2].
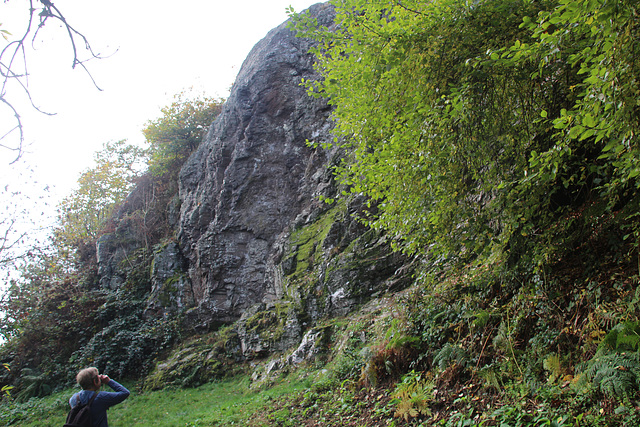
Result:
[69, 367, 130, 427]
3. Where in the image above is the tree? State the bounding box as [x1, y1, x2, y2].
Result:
[1, 0, 106, 164]
[290, 0, 639, 271]
[518, 0, 640, 251]
[112, 91, 225, 250]
[291, 0, 556, 260]
[143, 90, 224, 179]
[53, 140, 146, 265]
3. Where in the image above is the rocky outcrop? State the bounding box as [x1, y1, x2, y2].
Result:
[98, 3, 413, 373]
[176, 3, 337, 327]
[146, 242, 193, 318]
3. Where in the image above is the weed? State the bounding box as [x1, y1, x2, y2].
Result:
[390, 370, 434, 422]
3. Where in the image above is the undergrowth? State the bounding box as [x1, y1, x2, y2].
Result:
[3, 207, 640, 427]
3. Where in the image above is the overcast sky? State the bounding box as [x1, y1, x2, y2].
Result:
[1, 0, 322, 198]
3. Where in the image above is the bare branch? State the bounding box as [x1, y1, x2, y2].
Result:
[1, 0, 108, 162]
[0, 96, 23, 163]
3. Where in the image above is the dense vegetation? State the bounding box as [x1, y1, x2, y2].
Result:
[288, 0, 640, 424]
[293, 0, 639, 265]
[2, 0, 640, 425]
[0, 92, 224, 400]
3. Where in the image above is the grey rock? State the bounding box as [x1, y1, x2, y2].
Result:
[177, 3, 337, 324]
[96, 233, 136, 290]
[286, 327, 324, 365]
[96, 4, 414, 376]
[145, 242, 193, 318]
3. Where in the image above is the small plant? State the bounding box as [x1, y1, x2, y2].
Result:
[390, 370, 434, 422]
[433, 343, 469, 370]
[599, 322, 640, 353]
[577, 321, 640, 399]
[585, 352, 640, 398]
[15, 368, 51, 402]
[1, 363, 13, 399]
[543, 354, 563, 384]
[478, 364, 502, 392]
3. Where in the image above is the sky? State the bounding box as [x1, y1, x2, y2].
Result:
[1, 0, 322, 198]
[0, 0, 323, 268]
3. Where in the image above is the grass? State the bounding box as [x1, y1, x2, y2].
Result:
[1, 375, 312, 427]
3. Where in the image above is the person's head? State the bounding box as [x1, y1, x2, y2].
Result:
[76, 367, 100, 390]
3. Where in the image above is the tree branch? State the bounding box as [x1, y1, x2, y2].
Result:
[0, 0, 109, 162]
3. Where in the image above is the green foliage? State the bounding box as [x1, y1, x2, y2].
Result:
[0, 264, 107, 387]
[72, 291, 181, 379]
[291, 0, 556, 262]
[543, 354, 563, 384]
[579, 321, 640, 399]
[529, 0, 640, 198]
[14, 368, 50, 402]
[390, 370, 434, 421]
[0, 387, 70, 427]
[143, 91, 224, 178]
[143, 327, 241, 391]
[585, 352, 640, 398]
[53, 139, 146, 264]
[598, 321, 640, 353]
[290, 0, 640, 274]
[433, 343, 469, 371]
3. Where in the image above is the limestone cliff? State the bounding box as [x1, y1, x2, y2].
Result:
[97, 3, 412, 374]
[176, 2, 337, 327]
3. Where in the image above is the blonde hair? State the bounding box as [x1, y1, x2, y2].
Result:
[76, 367, 99, 390]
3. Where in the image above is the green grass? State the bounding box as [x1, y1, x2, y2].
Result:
[1, 375, 311, 427]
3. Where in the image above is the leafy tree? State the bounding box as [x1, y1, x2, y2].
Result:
[517, 0, 640, 253]
[143, 91, 224, 179]
[290, 0, 639, 271]
[106, 92, 226, 252]
[53, 140, 146, 265]
[0, 250, 107, 397]
[291, 0, 557, 261]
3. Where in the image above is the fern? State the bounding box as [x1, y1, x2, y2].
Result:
[584, 352, 640, 398]
[15, 368, 51, 402]
[599, 322, 640, 353]
[390, 371, 434, 421]
[478, 365, 502, 392]
[433, 343, 469, 370]
[577, 322, 640, 399]
[543, 354, 563, 384]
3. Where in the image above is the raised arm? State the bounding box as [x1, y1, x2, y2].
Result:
[100, 378, 130, 407]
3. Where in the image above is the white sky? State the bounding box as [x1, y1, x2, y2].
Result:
[1, 0, 323, 199]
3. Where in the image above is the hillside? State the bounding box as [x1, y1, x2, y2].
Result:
[2, 0, 640, 426]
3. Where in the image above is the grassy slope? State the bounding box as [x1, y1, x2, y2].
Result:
[1, 377, 313, 426]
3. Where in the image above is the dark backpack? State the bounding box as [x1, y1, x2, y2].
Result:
[64, 391, 97, 427]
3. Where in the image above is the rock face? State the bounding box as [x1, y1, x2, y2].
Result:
[146, 242, 193, 318]
[97, 4, 413, 371]
[176, 3, 337, 327]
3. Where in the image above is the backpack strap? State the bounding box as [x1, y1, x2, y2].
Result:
[76, 391, 98, 407]
[87, 391, 98, 407]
